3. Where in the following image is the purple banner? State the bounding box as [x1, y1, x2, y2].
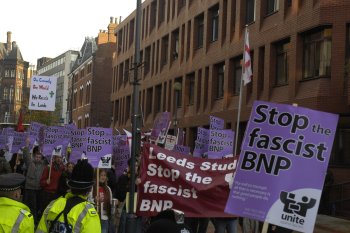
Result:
[86, 127, 113, 168]
[70, 129, 87, 164]
[42, 126, 67, 157]
[210, 116, 225, 130]
[28, 122, 45, 150]
[150, 112, 171, 142]
[113, 135, 130, 178]
[225, 101, 339, 233]
[172, 144, 191, 156]
[208, 130, 234, 159]
[11, 132, 28, 154]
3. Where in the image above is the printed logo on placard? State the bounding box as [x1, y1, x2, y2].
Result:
[280, 191, 316, 225]
[100, 155, 111, 167]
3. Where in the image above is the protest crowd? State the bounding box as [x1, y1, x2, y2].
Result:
[0, 102, 339, 233]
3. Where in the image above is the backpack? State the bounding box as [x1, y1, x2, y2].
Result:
[48, 196, 86, 233]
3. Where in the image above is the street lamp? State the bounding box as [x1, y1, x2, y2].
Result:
[173, 81, 182, 137]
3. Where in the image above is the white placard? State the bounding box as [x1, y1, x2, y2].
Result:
[28, 76, 57, 111]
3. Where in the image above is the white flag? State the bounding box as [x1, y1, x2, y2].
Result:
[242, 30, 252, 86]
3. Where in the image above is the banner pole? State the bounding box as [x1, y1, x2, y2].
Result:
[48, 154, 53, 183]
[234, 25, 248, 157]
[261, 222, 269, 233]
[96, 168, 100, 214]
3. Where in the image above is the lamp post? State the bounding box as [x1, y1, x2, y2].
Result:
[125, 0, 142, 232]
[173, 82, 182, 137]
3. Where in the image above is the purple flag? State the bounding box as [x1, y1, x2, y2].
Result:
[210, 116, 225, 130]
[86, 127, 113, 168]
[28, 122, 45, 150]
[70, 129, 87, 164]
[113, 135, 130, 178]
[225, 101, 339, 233]
[208, 129, 234, 159]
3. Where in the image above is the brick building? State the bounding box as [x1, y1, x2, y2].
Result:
[0, 31, 29, 123]
[111, 0, 350, 214]
[70, 17, 117, 128]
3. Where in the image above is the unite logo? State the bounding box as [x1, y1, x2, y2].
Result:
[280, 191, 316, 225]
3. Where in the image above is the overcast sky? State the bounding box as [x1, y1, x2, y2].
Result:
[0, 0, 138, 67]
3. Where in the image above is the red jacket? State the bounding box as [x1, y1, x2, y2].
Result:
[40, 163, 65, 193]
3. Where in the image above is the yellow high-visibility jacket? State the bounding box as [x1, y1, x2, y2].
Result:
[0, 197, 34, 233]
[36, 193, 101, 233]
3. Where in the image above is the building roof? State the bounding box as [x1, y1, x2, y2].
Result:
[72, 37, 97, 71]
[5, 42, 24, 61]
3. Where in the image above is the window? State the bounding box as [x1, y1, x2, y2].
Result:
[144, 46, 151, 75]
[84, 115, 89, 128]
[11, 70, 15, 78]
[330, 128, 350, 166]
[87, 63, 92, 73]
[187, 73, 195, 105]
[303, 27, 332, 79]
[275, 39, 290, 86]
[161, 35, 169, 66]
[3, 87, 8, 100]
[215, 63, 225, 99]
[174, 77, 182, 108]
[146, 88, 153, 116]
[266, 0, 279, 15]
[345, 24, 350, 92]
[129, 19, 135, 46]
[246, 0, 256, 24]
[155, 85, 162, 112]
[210, 5, 219, 42]
[79, 86, 84, 106]
[9, 86, 14, 103]
[150, 1, 157, 32]
[172, 29, 180, 60]
[5, 70, 9, 77]
[195, 14, 204, 49]
[86, 82, 91, 103]
[232, 56, 242, 95]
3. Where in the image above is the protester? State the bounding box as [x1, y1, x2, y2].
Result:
[146, 208, 193, 233]
[0, 149, 11, 175]
[9, 152, 26, 174]
[212, 217, 238, 233]
[0, 173, 34, 232]
[94, 169, 114, 233]
[241, 217, 260, 233]
[184, 217, 210, 233]
[36, 159, 101, 233]
[56, 161, 74, 197]
[22, 145, 46, 224]
[40, 154, 65, 211]
[115, 157, 142, 233]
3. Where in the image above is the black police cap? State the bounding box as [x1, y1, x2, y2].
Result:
[0, 173, 25, 192]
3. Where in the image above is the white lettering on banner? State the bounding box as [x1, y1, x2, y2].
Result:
[139, 200, 173, 212]
[147, 164, 180, 181]
[143, 181, 198, 199]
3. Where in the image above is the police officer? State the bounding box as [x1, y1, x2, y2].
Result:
[36, 159, 101, 233]
[0, 173, 35, 232]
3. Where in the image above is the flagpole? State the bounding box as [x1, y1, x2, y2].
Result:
[234, 26, 248, 157]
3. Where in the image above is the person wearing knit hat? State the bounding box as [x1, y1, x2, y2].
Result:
[0, 173, 34, 232]
[146, 209, 193, 233]
[36, 159, 101, 233]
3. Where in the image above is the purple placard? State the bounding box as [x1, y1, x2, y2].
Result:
[3, 128, 14, 152]
[150, 112, 171, 141]
[11, 132, 28, 153]
[0, 135, 6, 150]
[28, 122, 45, 150]
[86, 127, 113, 168]
[210, 116, 225, 130]
[225, 101, 339, 233]
[113, 135, 130, 178]
[208, 129, 234, 159]
[172, 144, 190, 156]
[42, 126, 67, 157]
[70, 129, 87, 164]
[193, 141, 209, 158]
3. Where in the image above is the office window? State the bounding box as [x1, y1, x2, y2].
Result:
[9, 86, 14, 103]
[3, 87, 8, 100]
[303, 28, 332, 79]
[210, 5, 219, 42]
[187, 73, 195, 105]
[150, 1, 157, 32]
[144, 46, 151, 75]
[174, 77, 182, 108]
[246, 0, 256, 24]
[275, 39, 290, 86]
[266, 0, 279, 15]
[79, 87, 84, 106]
[86, 83, 91, 103]
[215, 63, 225, 99]
[161, 35, 169, 66]
[195, 13, 204, 49]
[11, 70, 15, 78]
[232, 56, 242, 95]
[146, 88, 153, 116]
[172, 29, 180, 60]
[129, 19, 135, 46]
[5, 70, 9, 77]
[155, 85, 162, 113]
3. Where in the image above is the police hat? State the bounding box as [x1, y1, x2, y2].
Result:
[0, 173, 25, 192]
[67, 159, 94, 189]
[146, 209, 193, 233]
